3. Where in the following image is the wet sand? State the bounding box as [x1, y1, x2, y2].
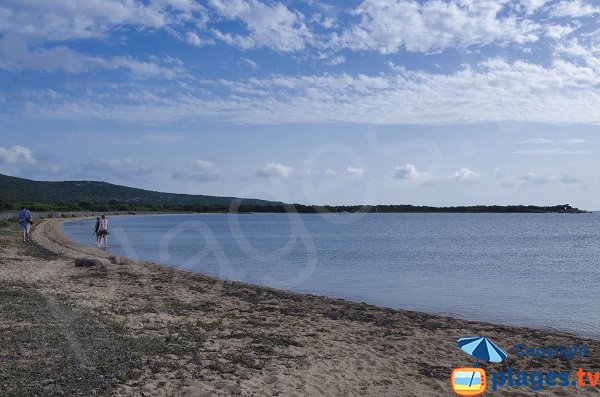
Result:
[1, 218, 599, 396]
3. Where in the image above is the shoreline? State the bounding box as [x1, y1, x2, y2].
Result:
[1, 209, 591, 223]
[2, 218, 600, 395]
[60, 214, 599, 340]
[51, 216, 545, 333]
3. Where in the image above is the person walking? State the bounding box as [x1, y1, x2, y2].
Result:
[17, 206, 33, 242]
[97, 215, 109, 248]
[93, 217, 101, 244]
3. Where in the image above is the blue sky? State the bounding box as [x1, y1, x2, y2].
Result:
[1, 0, 599, 208]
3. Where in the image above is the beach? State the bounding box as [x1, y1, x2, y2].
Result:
[1, 218, 600, 396]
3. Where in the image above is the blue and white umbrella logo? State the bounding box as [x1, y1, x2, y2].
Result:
[458, 336, 507, 365]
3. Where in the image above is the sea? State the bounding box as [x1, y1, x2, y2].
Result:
[62, 213, 600, 338]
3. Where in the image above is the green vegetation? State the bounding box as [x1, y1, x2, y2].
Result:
[0, 173, 277, 212]
[0, 281, 143, 396]
[0, 221, 306, 394]
[0, 173, 585, 213]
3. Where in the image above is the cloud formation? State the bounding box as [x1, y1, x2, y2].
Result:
[394, 164, 480, 184]
[0, 145, 36, 164]
[171, 159, 221, 182]
[257, 162, 293, 178]
[497, 171, 581, 187]
[394, 164, 430, 182]
[345, 166, 365, 177]
[447, 168, 482, 183]
[185, 32, 213, 47]
[514, 149, 594, 155]
[81, 158, 153, 181]
[21, 51, 600, 125]
[0, 35, 184, 78]
[336, 0, 540, 54]
[0, 0, 594, 64]
[549, 0, 600, 18]
[0, 0, 205, 41]
[210, 0, 312, 51]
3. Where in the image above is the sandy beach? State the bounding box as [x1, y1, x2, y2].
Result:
[1, 218, 599, 396]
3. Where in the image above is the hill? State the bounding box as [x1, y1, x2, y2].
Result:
[0, 174, 586, 213]
[0, 174, 277, 212]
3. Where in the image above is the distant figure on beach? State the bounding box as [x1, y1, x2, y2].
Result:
[17, 206, 33, 242]
[97, 215, 109, 248]
[93, 217, 101, 244]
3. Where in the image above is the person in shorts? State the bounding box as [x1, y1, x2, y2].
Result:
[17, 207, 33, 242]
[97, 215, 109, 248]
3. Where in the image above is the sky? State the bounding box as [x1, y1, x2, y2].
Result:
[0, 0, 599, 208]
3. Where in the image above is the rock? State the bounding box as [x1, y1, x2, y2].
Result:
[109, 255, 128, 265]
[75, 256, 110, 267]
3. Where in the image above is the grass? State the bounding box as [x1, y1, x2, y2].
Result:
[0, 281, 143, 396]
[129, 335, 168, 356]
[0, 220, 60, 261]
[208, 355, 235, 374]
[196, 319, 224, 332]
[0, 218, 308, 394]
[229, 351, 265, 370]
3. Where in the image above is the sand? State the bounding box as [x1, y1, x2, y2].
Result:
[1, 217, 599, 396]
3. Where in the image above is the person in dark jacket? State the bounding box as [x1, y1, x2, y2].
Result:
[94, 217, 101, 244]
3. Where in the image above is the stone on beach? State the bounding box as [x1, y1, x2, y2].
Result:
[74, 256, 110, 267]
[109, 255, 128, 265]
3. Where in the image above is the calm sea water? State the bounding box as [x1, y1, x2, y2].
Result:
[62, 213, 600, 338]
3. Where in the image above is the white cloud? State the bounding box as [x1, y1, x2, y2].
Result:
[0, 0, 595, 63]
[81, 157, 152, 181]
[518, 138, 556, 144]
[514, 149, 594, 155]
[101, 158, 150, 171]
[519, 0, 551, 14]
[0, 145, 36, 164]
[545, 24, 576, 39]
[554, 38, 600, 71]
[240, 57, 259, 71]
[335, 0, 540, 54]
[14, 52, 600, 125]
[565, 138, 586, 145]
[209, 0, 312, 51]
[327, 55, 346, 66]
[0, 35, 183, 78]
[394, 164, 480, 184]
[345, 166, 364, 177]
[257, 162, 293, 178]
[185, 32, 213, 47]
[520, 173, 552, 185]
[0, 0, 206, 41]
[556, 175, 581, 184]
[518, 138, 588, 146]
[172, 159, 221, 182]
[549, 0, 600, 18]
[0, 0, 208, 74]
[394, 164, 429, 182]
[447, 167, 481, 183]
[499, 172, 582, 187]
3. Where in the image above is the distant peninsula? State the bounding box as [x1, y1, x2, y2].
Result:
[0, 174, 586, 214]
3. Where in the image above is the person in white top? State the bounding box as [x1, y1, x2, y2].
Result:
[97, 215, 109, 248]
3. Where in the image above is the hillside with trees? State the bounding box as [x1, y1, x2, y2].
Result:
[0, 174, 586, 213]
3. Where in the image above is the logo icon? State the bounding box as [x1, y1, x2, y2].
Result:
[452, 336, 507, 396]
[451, 367, 486, 396]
